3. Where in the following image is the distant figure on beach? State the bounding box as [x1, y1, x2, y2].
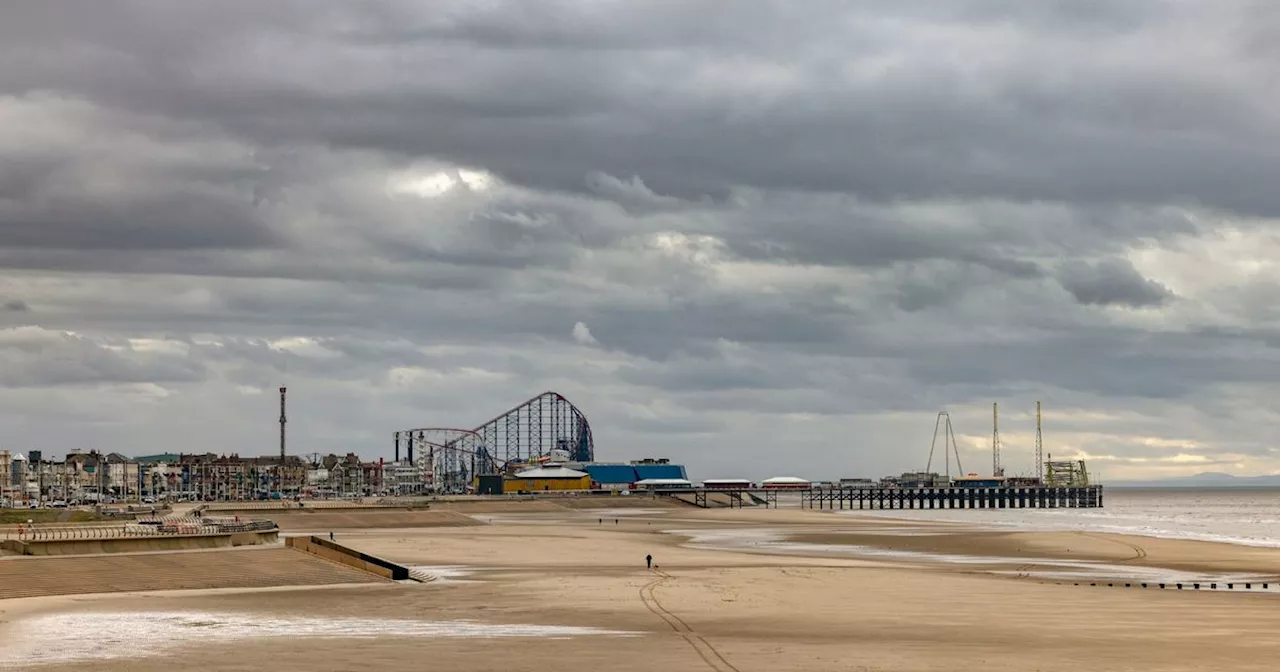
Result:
[646, 554, 652, 568]
[598, 518, 602, 524]
[329, 531, 334, 540]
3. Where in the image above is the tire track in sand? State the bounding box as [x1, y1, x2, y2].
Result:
[639, 569, 741, 672]
[1078, 532, 1148, 562]
[1011, 533, 1146, 580]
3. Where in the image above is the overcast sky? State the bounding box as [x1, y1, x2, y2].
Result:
[2, 1, 1278, 481]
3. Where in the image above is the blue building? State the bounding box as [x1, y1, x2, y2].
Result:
[572, 460, 689, 489]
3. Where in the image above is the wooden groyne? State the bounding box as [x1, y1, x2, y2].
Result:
[802, 485, 1103, 510]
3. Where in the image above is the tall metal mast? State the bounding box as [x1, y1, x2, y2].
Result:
[1035, 400, 1043, 481]
[992, 402, 1003, 477]
[279, 386, 287, 460]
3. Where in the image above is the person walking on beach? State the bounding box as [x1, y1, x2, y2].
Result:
[329, 531, 334, 541]
[646, 554, 653, 568]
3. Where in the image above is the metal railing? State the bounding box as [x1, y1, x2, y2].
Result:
[204, 520, 278, 533]
[4, 524, 220, 541]
[375, 497, 432, 507]
[3, 519, 279, 541]
[200, 499, 401, 511]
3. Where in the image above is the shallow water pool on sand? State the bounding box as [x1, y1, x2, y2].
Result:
[666, 527, 1280, 587]
[406, 564, 487, 583]
[0, 611, 639, 666]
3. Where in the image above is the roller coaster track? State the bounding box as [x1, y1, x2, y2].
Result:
[394, 391, 595, 485]
[470, 390, 595, 464]
[639, 569, 741, 672]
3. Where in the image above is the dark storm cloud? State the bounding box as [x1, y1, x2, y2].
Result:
[1057, 258, 1174, 307]
[0, 94, 278, 251]
[4, 2, 1276, 216]
[0, 1, 1277, 478]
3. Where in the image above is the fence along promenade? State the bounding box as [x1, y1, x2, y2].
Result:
[4, 518, 277, 542]
[199, 498, 426, 512]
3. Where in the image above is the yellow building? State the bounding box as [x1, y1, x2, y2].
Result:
[503, 466, 591, 493]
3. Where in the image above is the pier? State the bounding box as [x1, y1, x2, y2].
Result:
[801, 485, 1103, 510]
[651, 488, 781, 508]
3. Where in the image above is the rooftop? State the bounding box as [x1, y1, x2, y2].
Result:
[513, 466, 589, 479]
[634, 478, 692, 486]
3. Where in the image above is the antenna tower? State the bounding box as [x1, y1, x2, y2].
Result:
[279, 386, 287, 460]
[1035, 400, 1043, 481]
[925, 411, 963, 478]
[992, 402, 1003, 477]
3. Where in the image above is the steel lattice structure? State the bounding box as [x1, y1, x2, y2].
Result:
[393, 391, 594, 492]
[390, 428, 489, 494]
[473, 391, 594, 465]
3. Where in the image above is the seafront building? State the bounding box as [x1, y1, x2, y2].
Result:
[0, 450, 434, 504]
[0, 444, 695, 503]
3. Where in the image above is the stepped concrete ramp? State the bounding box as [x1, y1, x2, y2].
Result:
[0, 547, 387, 601]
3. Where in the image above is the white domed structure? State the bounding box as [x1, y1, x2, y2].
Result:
[761, 476, 812, 490]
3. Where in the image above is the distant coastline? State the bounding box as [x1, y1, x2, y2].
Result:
[1105, 484, 1280, 490]
[1101, 472, 1280, 488]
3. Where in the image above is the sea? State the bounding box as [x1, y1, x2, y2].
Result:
[664, 488, 1280, 584]
[853, 487, 1280, 548]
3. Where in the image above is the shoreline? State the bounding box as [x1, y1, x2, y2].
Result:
[646, 508, 1280, 583]
[830, 506, 1280, 550]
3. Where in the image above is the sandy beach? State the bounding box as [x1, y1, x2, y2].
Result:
[4, 502, 1280, 671]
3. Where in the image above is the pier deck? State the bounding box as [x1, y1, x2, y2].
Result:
[802, 485, 1103, 510]
[654, 489, 781, 508]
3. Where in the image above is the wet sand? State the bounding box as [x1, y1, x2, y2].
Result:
[787, 528, 1280, 576]
[4, 502, 1280, 671]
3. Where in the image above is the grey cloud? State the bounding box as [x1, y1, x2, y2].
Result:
[610, 413, 726, 436]
[902, 326, 1277, 402]
[0, 328, 206, 388]
[712, 197, 1180, 278]
[0, 1, 1277, 480]
[3, 299, 28, 312]
[617, 356, 804, 393]
[4, 3, 1277, 216]
[0, 94, 278, 251]
[1057, 258, 1174, 307]
[581, 171, 708, 217]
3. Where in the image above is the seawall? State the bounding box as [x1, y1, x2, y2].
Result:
[2, 530, 279, 556]
[286, 535, 409, 580]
